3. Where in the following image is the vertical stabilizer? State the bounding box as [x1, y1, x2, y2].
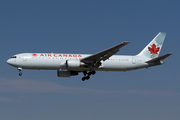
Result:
[137, 32, 166, 58]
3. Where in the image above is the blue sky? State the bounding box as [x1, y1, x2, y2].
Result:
[0, 0, 180, 120]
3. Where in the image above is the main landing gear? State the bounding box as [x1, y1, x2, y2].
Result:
[18, 67, 22, 76]
[82, 71, 96, 81]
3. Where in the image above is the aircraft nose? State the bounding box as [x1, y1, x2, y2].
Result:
[7, 59, 12, 65]
[7, 59, 10, 64]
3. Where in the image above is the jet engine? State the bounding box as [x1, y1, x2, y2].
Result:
[65, 60, 86, 68]
[57, 70, 78, 77]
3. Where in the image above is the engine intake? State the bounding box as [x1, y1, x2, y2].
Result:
[57, 70, 78, 77]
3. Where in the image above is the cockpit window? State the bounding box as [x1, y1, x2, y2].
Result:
[11, 56, 17, 58]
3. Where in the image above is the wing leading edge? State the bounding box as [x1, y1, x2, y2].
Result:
[80, 41, 129, 68]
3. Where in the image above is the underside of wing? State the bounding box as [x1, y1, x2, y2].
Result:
[80, 41, 129, 69]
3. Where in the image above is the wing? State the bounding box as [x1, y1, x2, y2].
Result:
[80, 41, 129, 69]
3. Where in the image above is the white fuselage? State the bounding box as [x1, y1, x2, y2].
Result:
[7, 53, 153, 72]
[6, 33, 170, 80]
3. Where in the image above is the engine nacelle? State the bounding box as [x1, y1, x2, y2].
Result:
[65, 60, 85, 68]
[57, 70, 78, 77]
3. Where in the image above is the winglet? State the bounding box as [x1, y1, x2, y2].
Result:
[145, 53, 172, 63]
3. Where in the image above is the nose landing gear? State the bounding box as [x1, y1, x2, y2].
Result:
[18, 67, 22, 76]
[82, 71, 96, 81]
[19, 72, 22, 76]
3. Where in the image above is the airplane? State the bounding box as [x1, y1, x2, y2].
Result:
[7, 32, 172, 81]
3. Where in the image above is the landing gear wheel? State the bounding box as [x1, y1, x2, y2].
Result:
[86, 76, 90, 80]
[82, 77, 86, 81]
[19, 72, 22, 76]
[17, 67, 22, 76]
[91, 71, 96, 75]
[81, 71, 96, 81]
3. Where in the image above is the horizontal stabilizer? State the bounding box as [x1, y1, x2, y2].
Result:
[145, 53, 172, 63]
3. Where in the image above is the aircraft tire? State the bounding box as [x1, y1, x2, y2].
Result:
[19, 72, 22, 76]
[86, 76, 90, 80]
[92, 71, 96, 75]
[82, 77, 86, 81]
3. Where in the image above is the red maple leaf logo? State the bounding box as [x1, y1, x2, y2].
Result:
[32, 53, 37, 56]
[148, 44, 160, 54]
